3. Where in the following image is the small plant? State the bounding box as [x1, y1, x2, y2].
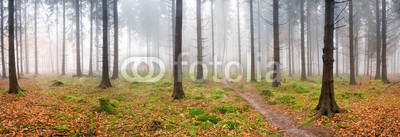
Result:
[225, 121, 239, 130]
[51, 80, 64, 87]
[189, 108, 204, 116]
[210, 88, 225, 95]
[98, 98, 117, 115]
[196, 115, 220, 124]
[276, 96, 295, 104]
[261, 90, 273, 98]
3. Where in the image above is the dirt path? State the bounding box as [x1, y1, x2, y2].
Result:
[223, 81, 335, 137]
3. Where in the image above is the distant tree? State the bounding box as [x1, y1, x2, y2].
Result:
[34, 0, 39, 76]
[300, 0, 307, 81]
[195, 0, 204, 82]
[75, 0, 82, 77]
[210, 0, 215, 77]
[375, 0, 381, 79]
[99, 0, 112, 88]
[88, 0, 94, 76]
[349, 0, 357, 85]
[61, 0, 66, 75]
[236, 0, 241, 66]
[250, 0, 256, 82]
[172, 0, 185, 100]
[316, 0, 340, 117]
[8, 0, 22, 94]
[381, 0, 390, 84]
[111, 0, 119, 79]
[272, 0, 280, 87]
[0, 0, 5, 78]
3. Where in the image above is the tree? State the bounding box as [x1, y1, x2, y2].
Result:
[210, 0, 215, 77]
[195, 0, 204, 82]
[272, 0, 280, 87]
[349, 0, 357, 85]
[236, 0, 241, 66]
[61, 0, 66, 75]
[375, 0, 381, 79]
[88, 0, 94, 76]
[381, 0, 390, 84]
[8, 0, 22, 94]
[316, 0, 340, 117]
[172, 0, 185, 100]
[34, 0, 39, 76]
[300, 0, 307, 81]
[99, 0, 112, 88]
[111, 0, 119, 79]
[250, 0, 256, 82]
[1, 0, 6, 78]
[75, 0, 82, 77]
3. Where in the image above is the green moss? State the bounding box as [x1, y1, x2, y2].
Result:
[210, 88, 225, 95]
[225, 121, 239, 130]
[98, 98, 117, 115]
[189, 108, 204, 116]
[51, 80, 64, 87]
[261, 90, 274, 98]
[196, 115, 220, 124]
[275, 96, 295, 104]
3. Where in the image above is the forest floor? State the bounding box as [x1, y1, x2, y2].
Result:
[0, 75, 399, 136]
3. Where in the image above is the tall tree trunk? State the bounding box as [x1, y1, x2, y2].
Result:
[1, 0, 6, 78]
[287, 3, 292, 77]
[211, 0, 215, 77]
[34, 0, 38, 75]
[349, 0, 357, 85]
[16, 4, 20, 79]
[316, 0, 340, 117]
[307, 0, 312, 76]
[272, 0, 280, 87]
[300, 0, 307, 81]
[111, 0, 119, 79]
[381, 0, 390, 84]
[8, 0, 21, 94]
[257, 0, 261, 78]
[250, 0, 256, 82]
[61, 0, 66, 75]
[236, 0, 241, 66]
[196, 0, 203, 81]
[375, 0, 381, 79]
[171, 0, 176, 70]
[56, 3, 59, 74]
[99, 0, 112, 88]
[335, 24, 339, 77]
[89, 0, 94, 76]
[18, 2, 23, 76]
[96, 17, 100, 72]
[75, 0, 82, 77]
[24, 0, 28, 74]
[172, 0, 185, 100]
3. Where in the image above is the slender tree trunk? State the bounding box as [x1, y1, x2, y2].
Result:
[89, 0, 94, 76]
[1, 0, 6, 78]
[18, 2, 23, 76]
[381, 0, 390, 84]
[24, 0, 28, 74]
[172, 0, 185, 100]
[349, 0, 357, 85]
[8, 0, 21, 94]
[250, 0, 256, 82]
[335, 25, 339, 77]
[375, 0, 381, 79]
[96, 17, 100, 72]
[56, 3, 59, 74]
[16, 5, 20, 79]
[61, 0, 66, 75]
[300, 0, 307, 81]
[236, 0, 241, 66]
[287, 3, 292, 77]
[211, 0, 215, 77]
[195, 0, 203, 81]
[99, 0, 112, 88]
[34, 0, 38, 75]
[307, 1, 312, 76]
[316, 0, 340, 117]
[257, 0, 261, 78]
[272, 0, 280, 87]
[171, 0, 176, 70]
[75, 0, 82, 77]
[111, 0, 119, 79]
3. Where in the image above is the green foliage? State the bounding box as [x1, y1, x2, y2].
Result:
[338, 92, 365, 99]
[210, 88, 225, 95]
[98, 98, 117, 115]
[290, 82, 309, 94]
[193, 84, 204, 88]
[261, 90, 274, 98]
[215, 107, 239, 114]
[196, 115, 220, 124]
[225, 121, 239, 130]
[189, 108, 204, 116]
[275, 96, 295, 104]
[17, 90, 26, 97]
[51, 80, 64, 87]
[55, 124, 69, 131]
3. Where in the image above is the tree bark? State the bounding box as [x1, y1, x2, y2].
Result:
[99, 0, 112, 88]
[335, 24, 339, 77]
[89, 0, 94, 76]
[272, 0, 280, 87]
[349, 0, 357, 85]
[381, 0, 390, 84]
[316, 0, 340, 118]
[8, 0, 21, 94]
[61, 0, 66, 75]
[236, 0, 241, 66]
[307, 0, 312, 76]
[56, 3, 59, 74]
[75, 0, 82, 77]
[300, 0, 307, 81]
[111, 0, 119, 79]
[1, 0, 6, 78]
[172, 0, 185, 100]
[18, 2, 23, 76]
[34, 0, 38, 75]
[195, 0, 203, 81]
[375, 0, 381, 79]
[211, 0, 215, 77]
[250, 0, 256, 82]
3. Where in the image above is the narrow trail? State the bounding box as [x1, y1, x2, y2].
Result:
[223, 80, 335, 137]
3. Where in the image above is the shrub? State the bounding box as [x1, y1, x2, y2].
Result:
[189, 108, 204, 116]
[225, 121, 239, 130]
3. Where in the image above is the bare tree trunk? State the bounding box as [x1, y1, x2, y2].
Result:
[300, 0, 307, 81]
[211, 0, 215, 77]
[96, 17, 100, 72]
[287, 3, 292, 77]
[16, 5, 20, 79]
[195, 0, 203, 81]
[316, 0, 340, 117]
[111, 0, 119, 79]
[99, 0, 112, 88]
[1, 0, 6, 78]
[8, 0, 22, 94]
[349, 0, 357, 85]
[172, 0, 185, 100]
[272, 0, 280, 87]
[75, 0, 82, 77]
[89, 0, 94, 76]
[236, 0, 241, 66]
[56, 3, 59, 74]
[306, 1, 312, 76]
[250, 0, 256, 82]
[375, 0, 381, 79]
[34, 0, 38, 75]
[381, 0, 390, 84]
[18, 2, 23, 76]
[61, 0, 66, 75]
[335, 24, 339, 77]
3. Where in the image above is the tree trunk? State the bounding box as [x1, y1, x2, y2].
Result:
[272, 0, 280, 87]
[8, 0, 21, 94]
[381, 0, 390, 84]
[111, 0, 119, 79]
[250, 0, 256, 82]
[316, 0, 340, 117]
[375, 0, 381, 79]
[16, 5, 20, 79]
[96, 17, 100, 72]
[307, 0, 312, 76]
[99, 0, 112, 88]
[62, 0, 66, 75]
[211, 0, 215, 77]
[172, 0, 185, 100]
[195, 0, 203, 81]
[34, 0, 38, 75]
[236, 0, 241, 66]
[18, 2, 23, 76]
[89, 0, 94, 76]
[56, 3, 59, 74]
[300, 0, 307, 81]
[335, 24, 339, 77]
[287, 3, 292, 77]
[75, 0, 82, 77]
[349, 0, 357, 85]
[1, 0, 6, 78]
